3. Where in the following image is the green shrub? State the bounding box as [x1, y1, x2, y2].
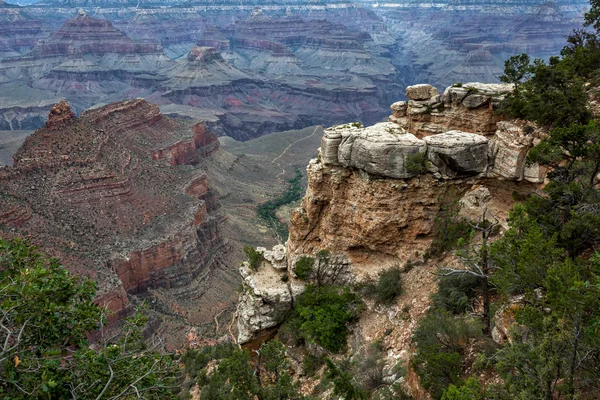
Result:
[412, 311, 483, 399]
[432, 273, 481, 314]
[499, 54, 591, 128]
[324, 358, 369, 400]
[294, 256, 315, 280]
[375, 267, 403, 305]
[303, 353, 324, 377]
[182, 343, 237, 379]
[441, 377, 484, 400]
[406, 152, 430, 176]
[291, 285, 364, 353]
[427, 195, 472, 258]
[243, 245, 264, 270]
[199, 340, 303, 400]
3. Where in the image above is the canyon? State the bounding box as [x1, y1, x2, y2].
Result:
[0, 0, 588, 143]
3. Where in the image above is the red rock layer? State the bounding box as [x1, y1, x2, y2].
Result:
[0, 99, 224, 326]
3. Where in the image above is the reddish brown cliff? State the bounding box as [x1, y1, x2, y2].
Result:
[0, 99, 224, 334]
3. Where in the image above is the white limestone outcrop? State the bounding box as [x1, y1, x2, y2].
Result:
[424, 130, 489, 178]
[236, 245, 305, 344]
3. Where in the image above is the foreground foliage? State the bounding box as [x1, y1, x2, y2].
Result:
[0, 238, 181, 399]
[290, 285, 364, 353]
[190, 340, 303, 400]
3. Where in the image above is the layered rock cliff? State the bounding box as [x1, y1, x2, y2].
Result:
[0, 99, 224, 343]
[236, 82, 544, 354]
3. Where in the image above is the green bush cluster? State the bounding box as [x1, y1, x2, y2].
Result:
[405, 152, 430, 176]
[0, 238, 181, 399]
[197, 340, 303, 400]
[412, 311, 483, 399]
[243, 244, 264, 270]
[290, 285, 364, 353]
[427, 195, 472, 258]
[360, 266, 404, 306]
[294, 256, 315, 280]
[432, 273, 480, 315]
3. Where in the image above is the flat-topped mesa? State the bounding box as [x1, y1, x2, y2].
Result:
[390, 82, 514, 138]
[187, 46, 223, 63]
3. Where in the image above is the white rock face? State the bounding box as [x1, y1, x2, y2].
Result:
[390, 101, 408, 117]
[258, 244, 287, 270]
[443, 82, 513, 109]
[236, 245, 305, 344]
[321, 128, 345, 166]
[424, 130, 489, 178]
[406, 84, 439, 101]
[337, 122, 427, 179]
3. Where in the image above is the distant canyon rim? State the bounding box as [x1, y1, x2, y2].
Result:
[0, 0, 589, 152]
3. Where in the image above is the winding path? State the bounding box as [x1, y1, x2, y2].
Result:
[271, 126, 321, 180]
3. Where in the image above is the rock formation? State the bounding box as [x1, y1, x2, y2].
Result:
[0, 99, 224, 338]
[237, 82, 546, 344]
[390, 83, 514, 138]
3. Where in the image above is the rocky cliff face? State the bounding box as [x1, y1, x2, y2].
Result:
[0, 99, 224, 342]
[236, 82, 545, 346]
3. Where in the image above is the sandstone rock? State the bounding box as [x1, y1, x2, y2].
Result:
[459, 185, 492, 222]
[491, 121, 534, 180]
[524, 163, 546, 184]
[321, 128, 344, 165]
[337, 122, 427, 179]
[393, 83, 513, 137]
[462, 94, 489, 109]
[45, 100, 75, 130]
[390, 101, 408, 118]
[259, 244, 287, 270]
[406, 84, 439, 101]
[424, 130, 489, 177]
[236, 256, 305, 343]
[444, 83, 513, 109]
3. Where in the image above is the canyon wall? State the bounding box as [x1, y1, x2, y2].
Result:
[0, 99, 225, 338]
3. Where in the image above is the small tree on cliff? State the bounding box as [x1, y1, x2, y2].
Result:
[437, 211, 499, 335]
[0, 237, 181, 399]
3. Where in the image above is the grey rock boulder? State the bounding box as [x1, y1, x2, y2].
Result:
[337, 122, 427, 179]
[424, 130, 489, 178]
[406, 84, 439, 101]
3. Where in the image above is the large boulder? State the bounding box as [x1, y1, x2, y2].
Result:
[424, 130, 489, 177]
[406, 84, 439, 101]
[443, 83, 514, 109]
[321, 127, 346, 166]
[337, 122, 427, 179]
